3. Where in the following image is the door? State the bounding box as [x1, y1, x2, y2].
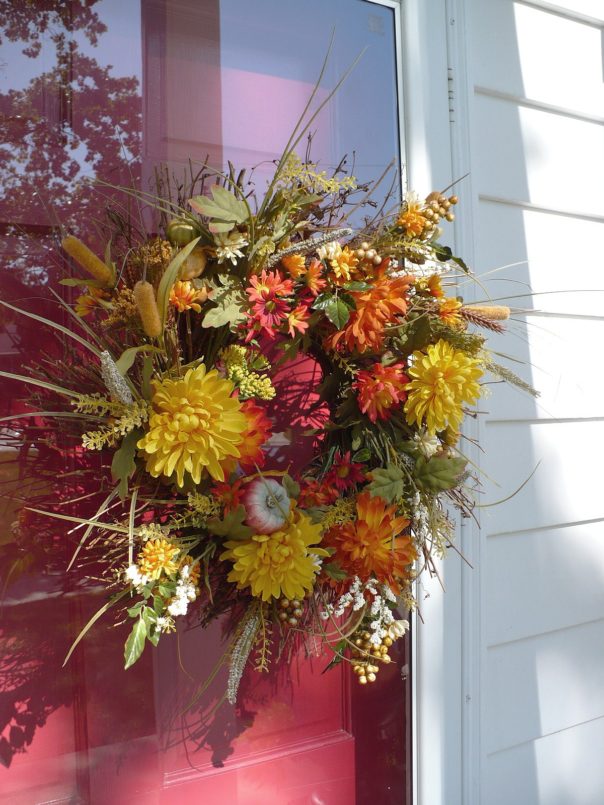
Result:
[0, 2, 410, 803]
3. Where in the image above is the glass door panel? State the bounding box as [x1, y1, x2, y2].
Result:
[0, 3, 410, 803]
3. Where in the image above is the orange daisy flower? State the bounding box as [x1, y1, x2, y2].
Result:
[298, 478, 338, 508]
[323, 492, 415, 593]
[354, 363, 409, 423]
[211, 478, 245, 513]
[304, 259, 327, 296]
[169, 280, 207, 313]
[74, 287, 109, 317]
[286, 303, 311, 338]
[327, 266, 412, 353]
[246, 269, 294, 337]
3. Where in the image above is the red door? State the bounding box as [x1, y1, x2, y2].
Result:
[0, 2, 410, 803]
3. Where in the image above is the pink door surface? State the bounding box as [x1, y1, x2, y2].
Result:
[0, 2, 410, 803]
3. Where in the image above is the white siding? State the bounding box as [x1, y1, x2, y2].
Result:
[464, 0, 604, 802]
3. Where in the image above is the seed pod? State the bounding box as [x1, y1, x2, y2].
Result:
[133, 280, 162, 338]
[166, 219, 198, 247]
[62, 236, 113, 286]
[180, 247, 207, 280]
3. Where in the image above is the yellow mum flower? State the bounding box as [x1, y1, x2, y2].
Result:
[137, 537, 180, 580]
[404, 339, 483, 434]
[329, 246, 359, 283]
[220, 511, 327, 601]
[137, 365, 247, 485]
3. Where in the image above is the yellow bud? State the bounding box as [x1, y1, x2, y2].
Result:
[133, 280, 162, 338]
[62, 236, 113, 286]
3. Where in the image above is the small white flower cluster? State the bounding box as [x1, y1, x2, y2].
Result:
[167, 564, 198, 618]
[155, 615, 175, 634]
[124, 564, 149, 591]
[411, 492, 431, 543]
[320, 575, 367, 620]
[316, 240, 342, 262]
[367, 585, 397, 646]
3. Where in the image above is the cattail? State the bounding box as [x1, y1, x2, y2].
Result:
[62, 235, 113, 286]
[462, 304, 510, 321]
[133, 280, 162, 338]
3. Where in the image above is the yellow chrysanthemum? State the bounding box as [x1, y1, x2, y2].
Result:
[404, 339, 483, 434]
[137, 365, 247, 485]
[329, 246, 359, 283]
[137, 537, 180, 580]
[220, 511, 327, 601]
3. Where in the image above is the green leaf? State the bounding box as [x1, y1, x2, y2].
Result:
[433, 244, 452, 262]
[324, 297, 352, 329]
[115, 345, 161, 377]
[0, 299, 102, 357]
[343, 281, 371, 292]
[323, 561, 348, 581]
[127, 603, 143, 618]
[322, 640, 347, 674]
[202, 277, 247, 329]
[282, 474, 300, 500]
[111, 429, 140, 499]
[415, 455, 468, 491]
[451, 254, 470, 273]
[153, 596, 165, 616]
[189, 185, 249, 233]
[311, 292, 335, 311]
[352, 448, 371, 463]
[207, 504, 253, 540]
[0, 370, 79, 399]
[124, 618, 147, 669]
[367, 464, 405, 503]
[59, 277, 104, 288]
[156, 238, 201, 330]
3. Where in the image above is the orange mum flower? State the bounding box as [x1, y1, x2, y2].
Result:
[298, 478, 338, 507]
[281, 253, 306, 278]
[327, 267, 412, 353]
[211, 478, 245, 513]
[354, 363, 409, 423]
[323, 492, 415, 592]
[221, 400, 272, 473]
[169, 280, 207, 313]
[426, 274, 444, 298]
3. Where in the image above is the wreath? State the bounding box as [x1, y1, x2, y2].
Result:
[3, 128, 532, 704]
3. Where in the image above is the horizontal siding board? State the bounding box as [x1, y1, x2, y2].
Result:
[485, 521, 604, 645]
[473, 96, 604, 212]
[482, 316, 604, 421]
[481, 421, 604, 534]
[471, 1, 604, 118]
[484, 619, 604, 753]
[483, 715, 604, 805]
[473, 202, 604, 316]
